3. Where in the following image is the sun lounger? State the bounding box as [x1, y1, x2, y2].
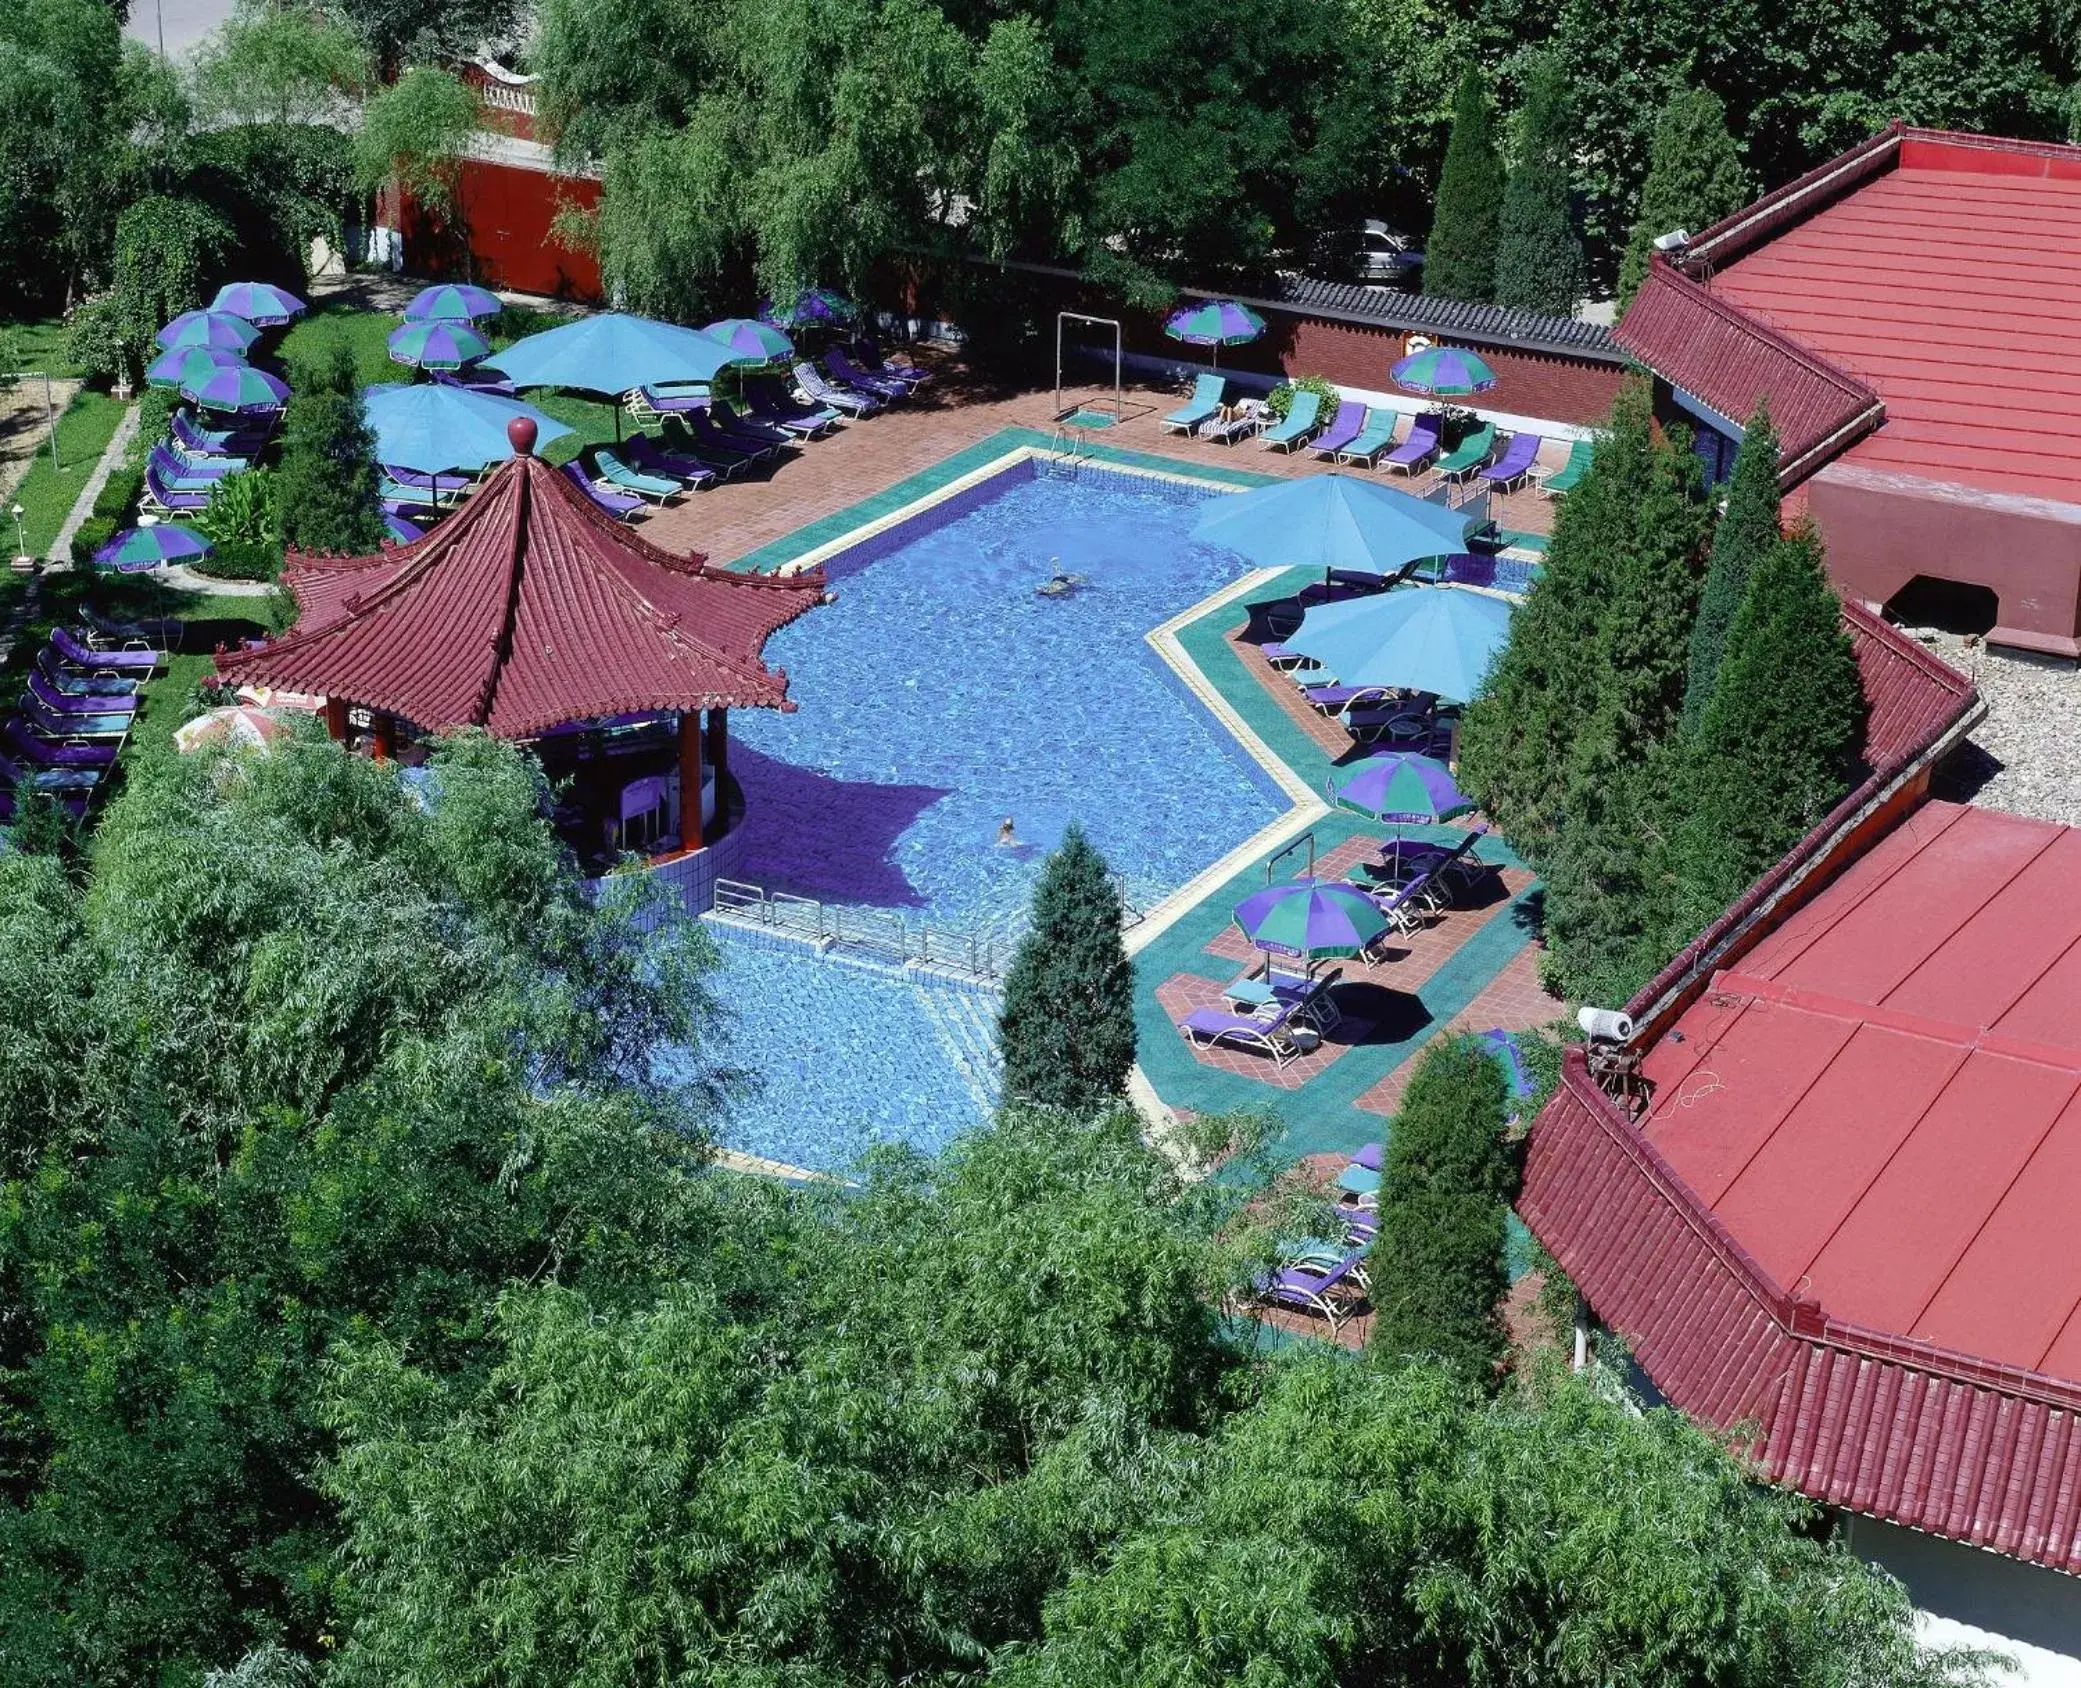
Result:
[1327, 408, 1393, 467]
[558, 460, 645, 521]
[147, 442, 238, 489]
[171, 409, 272, 458]
[1309, 400, 1366, 460]
[680, 410, 771, 468]
[623, 434, 719, 491]
[0, 747, 102, 793]
[626, 382, 711, 423]
[1480, 431, 1542, 491]
[746, 377, 839, 437]
[1301, 682, 1390, 714]
[1535, 437, 1594, 498]
[1163, 374, 1226, 434]
[711, 402, 796, 450]
[384, 513, 425, 545]
[825, 346, 910, 401]
[1260, 390, 1324, 453]
[590, 449, 682, 505]
[6, 718, 121, 766]
[142, 462, 212, 515]
[1256, 1251, 1368, 1332]
[28, 671, 136, 718]
[695, 405, 788, 459]
[36, 649, 139, 698]
[1220, 966, 1343, 1035]
[1177, 1003, 1317, 1069]
[21, 693, 131, 740]
[380, 464, 472, 505]
[794, 361, 882, 417]
[52, 627, 159, 674]
[1436, 422, 1497, 483]
[167, 438, 254, 476]
[432, 366, 519, 399]
[853, 339, 932, 387]
[1382, 413, 1443, 476]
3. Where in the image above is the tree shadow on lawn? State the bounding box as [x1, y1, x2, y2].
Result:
[725, 742, 950, 908]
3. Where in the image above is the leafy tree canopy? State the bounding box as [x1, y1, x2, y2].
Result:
[190, 0, 368, 128]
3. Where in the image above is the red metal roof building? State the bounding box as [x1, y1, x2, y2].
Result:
[217, 420, 824, 852]
[1617, 126, 2081, 657]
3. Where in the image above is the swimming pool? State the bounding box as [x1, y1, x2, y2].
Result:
[727, 461, 1285, 925]
[704, 456, 1288, 1174]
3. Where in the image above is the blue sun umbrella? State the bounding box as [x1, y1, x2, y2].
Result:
[1191, 472, 1476, 575]
[146, 345, 245, 392]
[703, 317, 795, 363]
[760, 288, 856, 329]
[403, 283, 504, 323]
[361, 382, 573, 473]
[209, 281, 306, 326]
[93, 523, 213, 571]
[156, 309, 261, 353]
[1287, 585, 1514, 704]
[482, 312, 746, 395]
[180, 361, 290, 415]
[387, 319, 493, 371]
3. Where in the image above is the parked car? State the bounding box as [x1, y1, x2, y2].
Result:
[1356, 220, 1424, 286]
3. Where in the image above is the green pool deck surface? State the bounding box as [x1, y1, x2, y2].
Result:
[729, 427, 1548, 1160]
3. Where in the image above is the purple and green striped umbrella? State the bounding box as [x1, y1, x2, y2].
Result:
[703, 316, 794, 363]
[93, 523, 213, 570]
[1391, 344, 1496, 396]
[760, 288, 857, 329]
[180, 361, 290, 414]
[146, 345, 246, 392]
[210, 281, 306, 326]
[388, 320, 493, 370]
[1329, 752, 1471, 823]
[1233, 878, 1391, 961]
[403, 283, 504, 323]
[1164, 299, 1267, 348]
[155, 309, 261, 353]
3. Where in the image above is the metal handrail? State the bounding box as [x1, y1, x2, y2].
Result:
[709, 879, 1020, 981]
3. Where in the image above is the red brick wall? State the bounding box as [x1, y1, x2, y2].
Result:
[401, 161, 602, 302]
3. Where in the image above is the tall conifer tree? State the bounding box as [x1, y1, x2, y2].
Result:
[1494, 57, 1585, 315]
[276, 342, 385, 556]
[1618, 87, 1751, 309]
[1682, 403, 1781, 730]
[998, 826, 1136, 1111]
[1425, 69, 1506, 304]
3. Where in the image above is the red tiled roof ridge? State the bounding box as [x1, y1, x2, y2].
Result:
[1622, 264, 1880, 410]
[1684, 126, 1905, 270]
[1535, 1054, 2081, 1418]
[1622, 605, 1980, 1040]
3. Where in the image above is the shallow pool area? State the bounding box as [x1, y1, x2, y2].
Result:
[727, 462, 1285, 926]
[701, 457, 1289, 1174]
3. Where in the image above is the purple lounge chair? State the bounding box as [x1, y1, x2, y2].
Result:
[1480, 431, 1542, 491]
[558, 460, 645, 521]
[148, 442, 240, 488]
[28, 671, 137, 718]
[1383, 413, 1443, 476]
[171, 408, 272, 458]
[36, 649, 139, 698]
[794, 361, 882, 417]
[1309, 401, 1367, 460]
[432, 366, 519, 399]
[1178, 1000, 1315, 1069]
[698, 405, 789, 458]
[1301, 683, 1390, 714]
[853, 339, 932, 388]
[1256, 1251, 1368, 1332]
[683, 409, 774, 466]
[21, 694, 131, 741]
[384, 514, 426, 545]
[6, 719, 120, 767]
[623, 434, 719, 491]
[51, 627, 160, 675]
[143, 461, 211, 514]
[633, 382, 710, 416]
[825, 346, 910, 401]
[0, 748, 102, 793]
[1420, 553, 1499, 589]
[745, 377, 840, 437]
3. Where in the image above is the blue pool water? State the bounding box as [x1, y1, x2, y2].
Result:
[728, 465, 1284, 924]
[705, 461, 1285, 1174]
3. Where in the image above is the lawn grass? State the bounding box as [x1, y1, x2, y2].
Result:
[6, 389, 130, 559]
[1, 317, 86, 379]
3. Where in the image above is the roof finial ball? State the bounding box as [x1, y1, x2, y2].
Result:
[507, 416, 538, 457]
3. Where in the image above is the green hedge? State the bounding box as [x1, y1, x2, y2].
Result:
[192, 538, 283, 582]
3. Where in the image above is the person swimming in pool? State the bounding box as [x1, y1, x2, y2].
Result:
[997, 816, 1020, 847]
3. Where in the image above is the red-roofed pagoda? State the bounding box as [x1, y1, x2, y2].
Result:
[217, 418, 824, 863]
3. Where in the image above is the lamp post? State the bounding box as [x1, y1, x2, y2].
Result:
[10, 501, 29, 573]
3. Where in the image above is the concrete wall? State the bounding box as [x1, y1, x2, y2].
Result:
[1808, 461, 2081, 658]
[1847, 1515, 2081, 1687]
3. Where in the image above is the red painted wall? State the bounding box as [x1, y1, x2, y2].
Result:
[401, 161, 602, 302]
[1807, 462, 2081, 657]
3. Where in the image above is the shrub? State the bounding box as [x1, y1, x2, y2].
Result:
[276, 343, 385, 555]
[105, 196, 239, 382]
[1265, 374, 1337, 421]
[70, 516, 118, 566]
[196, 470, 280, 547]
[998, 825, 1136, 1112]
[92, 466, 143, 526]
[194, 538, 286, 582]
[65, 295, 130, 387]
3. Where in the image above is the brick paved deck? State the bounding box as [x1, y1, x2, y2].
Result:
[634, 362, 1555, 570]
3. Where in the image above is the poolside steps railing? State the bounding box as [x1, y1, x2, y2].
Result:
[709, 878, 1024, 983]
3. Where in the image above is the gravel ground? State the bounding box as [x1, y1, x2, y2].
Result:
[1915, 629, 2081, 826]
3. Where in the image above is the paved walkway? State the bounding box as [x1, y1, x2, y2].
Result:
[46, 402, 139, 565]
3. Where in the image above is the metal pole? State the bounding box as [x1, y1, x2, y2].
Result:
[43, 374, 57, 470]
[156, 0, 165, 58]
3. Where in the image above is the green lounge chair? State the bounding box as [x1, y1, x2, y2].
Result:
[1260, 389, 1324, 453]
[592, 448, 681, 504]
[1337, 407, 1398, 466]
[1162, 374, 1227, 434]
[1435, 422, 1496, 482]
[1537, 437, 1594, 497]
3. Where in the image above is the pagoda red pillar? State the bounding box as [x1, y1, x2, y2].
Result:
[679, 709, 705, 851]
[371, 712, 395, 763]
[705, 706, 728, 775]
[324, 697, 348, 742]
